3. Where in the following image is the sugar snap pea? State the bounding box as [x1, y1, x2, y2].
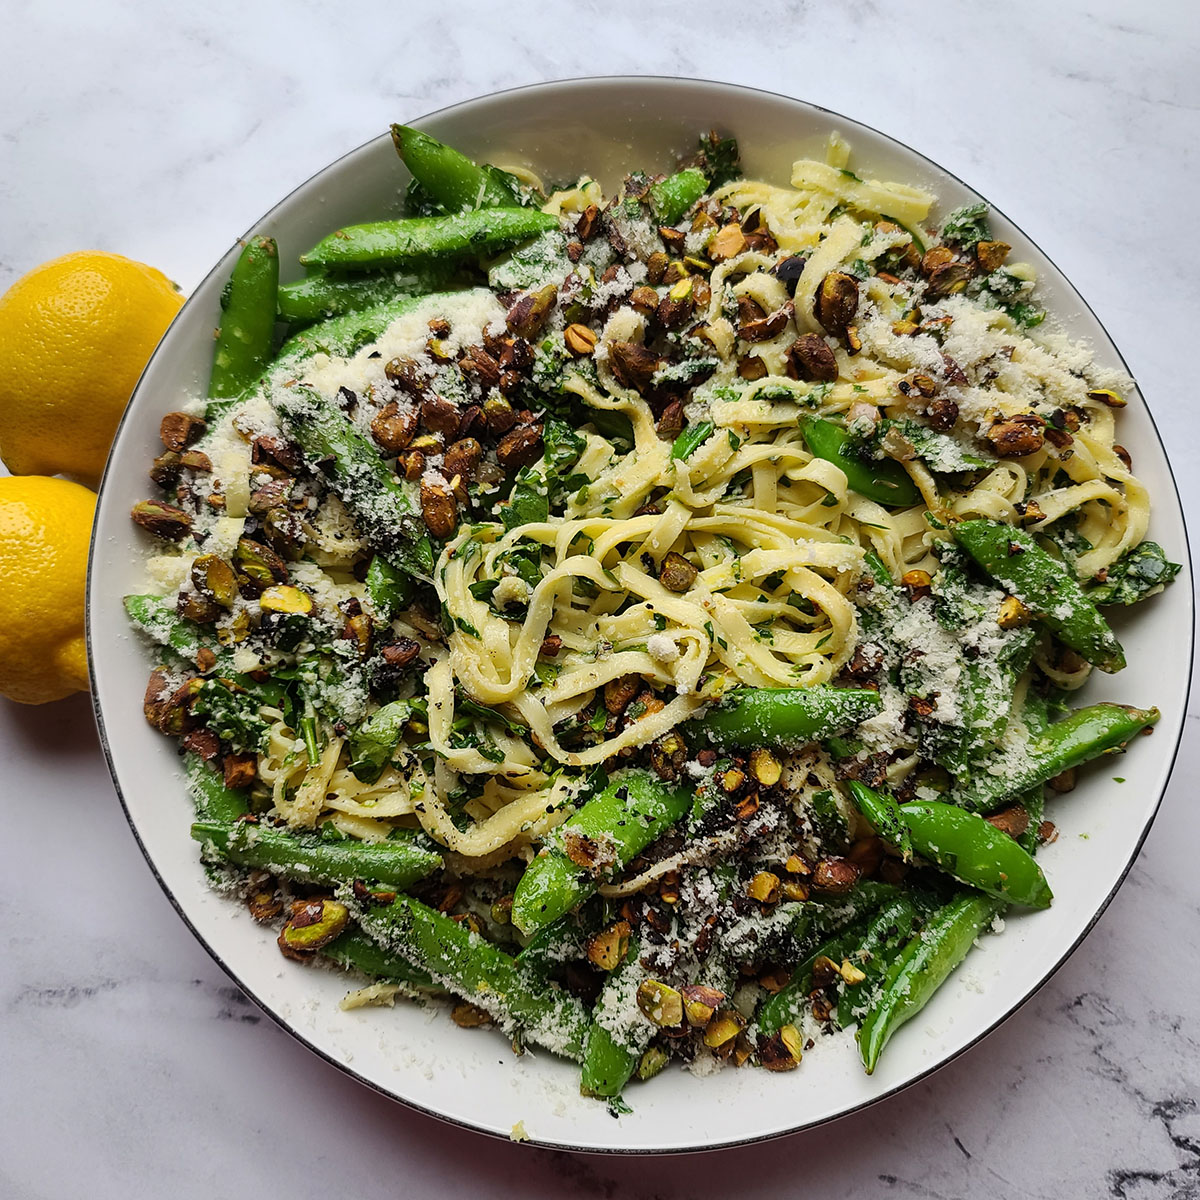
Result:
[682, 686, 882, 751]
[275, 384, 433, 578]
[354, 895, 589, 1060]
[650, 167, 709, 225]
[953, 519, 1125, 672]
[192, 819, 443, 890]
[185, 753, 249, 822]
[299, 209, 559, 271]
[857, 892, 1003, 1073]
[848, 781, 1052, 908]
[322, 929, 436, 991]
[580, 936, 648, 1098]
[210, 235, 279, 399]
[511, 771, 690, 936]
[391, 124, 523, 212]
[957, 701, 1159, 813]
[799, 416, 921, 507]
[756, 882, 901, 1035]
[277, 267, 459, 323]
[836, 895, 921, 1028]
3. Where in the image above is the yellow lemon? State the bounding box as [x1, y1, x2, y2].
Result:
[0, 475, 96, 704]
[0, 251, 183, 485]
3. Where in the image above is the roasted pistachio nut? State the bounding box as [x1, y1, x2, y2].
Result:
[709, 224, 748, 261]
[371, 400, 418, 454]
[443, 437, 483, 480]
[997, 594, 1034, 629]
[759, 1024, 805, 1071]
[740, 302, 793, 343]
[974, 240, 1011, 272]
[703, 1008, 747, 1049]
[457, 345, 501, 390]
[603, 674, 640, 715]
[277, 899, 350, 959]
[811, 857, 862, 895]
[234, 537, 288, 591]
[149, 451, 181, 488]
[901, 569, 934, 602]
[585, 920, 632, 971]
[985, 802, 1032, 837]
[659, 551, 698, 593]
[636, 1046, 670, 1081]
[482, 395, 517, 435]
[160, 411, 206, 452]
[649, 730, 688, 780]
[680, 984, 726, 1028]
[839, 958, 867, 985]
[926, 261, 972, 298]
[608, 341, 663, 393]
[495, 425, 544, 472]
[190, 554, 239, 608]
[420, 480, 458, 540]
[814, 272, 859, 335]
[451, 1002, 493, 1028]
[748, 747, 782, 787]
[563, 323, 598, 356]
[383, 354, 426, 395]
[786, 333, 839, 383]
[247, 886, 283, 923]
[636, 979, 684, 1027]
[131, 498, 193, 541]
[248, 478, 292, 514]
[747, 870, 781, 904]
[176, 588, 221, 625]
[986, 413, 1045, 458]
[506, 284, 558, 339]
[259, 584, 313, 615]
[216, 608, 251, 646]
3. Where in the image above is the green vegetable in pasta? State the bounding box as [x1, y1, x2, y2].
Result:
[681, 686, 883, 751]
[857, 893, 1004, 1074]
[390, 124, 524, 212]
[511, 771, 691, 936]
[953, 519, 1126, 672]
[798, 416, 921, 507]
[649, 167, 709, 225]
[956, 702, 1159, 813]
[299, 209, 559, 270]
[355, 895, 590, 1061]
[191, 819, 443, 889]
[210, 235, 279, 399]
[848, 781, 1052, 909]
[1087, 540, 1181, 606]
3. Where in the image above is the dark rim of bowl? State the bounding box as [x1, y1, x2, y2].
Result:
[86, 74, 1195, 1156]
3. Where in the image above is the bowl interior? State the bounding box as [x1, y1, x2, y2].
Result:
[88, 77, 1193, 1152]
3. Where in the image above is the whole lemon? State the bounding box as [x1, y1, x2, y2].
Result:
[0, 251, 183, 485]
[0, 475, 96, 704]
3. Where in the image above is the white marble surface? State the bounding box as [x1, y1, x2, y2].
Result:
[2, 1, 1198, 1195]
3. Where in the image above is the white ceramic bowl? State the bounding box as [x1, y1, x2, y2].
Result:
[87, 77, 1193, 1153]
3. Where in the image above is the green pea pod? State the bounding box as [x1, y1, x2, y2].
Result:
[580, 936, 648, 1099]
[846, 780, 913, 861]
[210, 235, 279, 399]
[277, 267, 460, 323]
[649, 167, 709, 225]
[849, 781, 1052, 908]
[185, 754, 249, 822]
[510, 771, 690, 936]
[125, 593, 220, 668]
[958, 702, 1159, 813]
[799, 416, 921, 507]
[836, 896, 920, 1028]
[756, 882, 901, 1035]
[682, 686, 882, 751]
[953, 519, 1125, 672]
[355, 895, 589, 1061]
[299, 209, 559, 271]
[276, 384, 433, 579]
[391, 124, 522, 212]
[858, 893, 1004, 1073]
[206, 291, 456, 423]
[322, 929, 436, 991]
[757, 919, 872, 1037]
[192, 819, 443, 890]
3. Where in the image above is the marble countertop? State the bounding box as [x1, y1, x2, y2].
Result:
[3, 1, 1198, 1196]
